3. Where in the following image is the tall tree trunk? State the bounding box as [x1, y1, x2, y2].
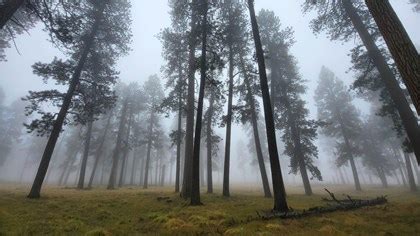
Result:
[190, 0, 208, 206]
[118, 114, 132, 187]
[293, 126, 312, 196]
[404, 152, 417, 192]
[27, 5, 105, 198]
[88, 112, 112, 188]
[412, 155, 420, 185]
[365, 0, 420, 116]
[160, 164, 166, 186]
[0, 0, 24, 29]
[175, 74, 183, 192]
[241, 60, 272, 198]
[392, 147, 408, 186]
[248, 0, 288, 212]
[139, 156, 145, 186]
[223, 46, 234, 197]
[143, 111, 155, 189]
[77, 119, 94, 189]
[206, 89, 215, 194]
[342, 0, 420, 164]
[107, 99, 129, 190]
[181, 0, 200, 199]
[58, 148, 79, 186]
[349, 156, 362, 191]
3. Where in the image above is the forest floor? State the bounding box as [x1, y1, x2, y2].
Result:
[0, 184, 419, 235]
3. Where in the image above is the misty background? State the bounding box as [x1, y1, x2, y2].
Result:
[0, 0, 419, 186]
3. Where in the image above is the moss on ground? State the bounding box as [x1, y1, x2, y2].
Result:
[0, 185, 419, 235]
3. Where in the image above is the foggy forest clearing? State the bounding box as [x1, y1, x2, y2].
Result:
[1, 0, 420, 235]
[0, 185, 419, 235]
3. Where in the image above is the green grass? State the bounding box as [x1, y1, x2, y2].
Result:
[0, 184, 419, 235]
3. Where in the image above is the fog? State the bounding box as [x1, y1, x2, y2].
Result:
[0, 0, 419, 193]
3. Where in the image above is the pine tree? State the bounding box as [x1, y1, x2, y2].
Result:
[315, 66, 363, 191]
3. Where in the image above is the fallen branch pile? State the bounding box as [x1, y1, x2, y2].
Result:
[257, 188, 388, 220]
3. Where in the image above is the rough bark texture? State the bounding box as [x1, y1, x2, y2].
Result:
[343, 0, 420, 164]
[365, 0, 420, 116]
[77, 119, 94, 189]
[181, 0, 199, 199]
[248, 0, 288, 212]
[190, 0, 208, 206]
[175, 79, 183, 192]
[107, 99, 129, 190]
[0, 0, 24, 29]
[27, 6, 104, 198]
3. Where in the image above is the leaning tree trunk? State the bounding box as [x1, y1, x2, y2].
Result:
[87, 112, 112, 188]
[292, 123, 313, 196]
[27, 5, 105, 199]
[181, 0, 200, 200]
[376, 167, 388, 188]
[223, 46, 234, 198]
[206, 89, 215, 194]
[107, 99, 129, 190]
[248, 0, 288, 212]
[342, 0, 420, 164]
[190, 0, 208, 206]
[0, 0, 24, 29]
[404, 152, 417, 192]
[77, 118, 94, 189]
[365, 0, 420, 116]
[241, 59, 272, 198]
[143, 111, 155, 189]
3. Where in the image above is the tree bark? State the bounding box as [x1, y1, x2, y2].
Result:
[190, 0, 208, 206]
[241, 59, 272, 198]
[0, 0, 24, 29]
[223, 46, 234, 197]
[365, 0, 420, 116]
[129, 149, 137, 186]
[88, 112, 112, 188]
[206, 89, 215, 194]
[181, 0, 200, 199]
[107, 98, 129, 190]
[77, 119, 94, 189]
[343, 0, 420, 164]
[404, 152, 417, 192]
[27, 5, 105, 198]
[248, 0, 288, 212]
[175, 71, 183, 193]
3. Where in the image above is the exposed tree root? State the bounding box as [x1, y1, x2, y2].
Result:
[257, 189, 388, 220]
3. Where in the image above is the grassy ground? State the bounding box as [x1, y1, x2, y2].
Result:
[0, 184, 419, 235]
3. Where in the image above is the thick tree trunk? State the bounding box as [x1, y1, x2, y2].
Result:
[404, 152, 417, 192]
[248, 0, 288, 212]
[118, 114, 132, 187]
[27, 6, 104, 198]
[0, 0, 24, 29]
[343, 0, 420, 164]
[107, 99, 129, 190]
[143, 111, 155, 189]
[77, 119, 94, 189]
[88, 113, 112, 188]
[365, 0, 420, 116]
[206, 89, 215, 194]
[190, 0, 208, 206]
[241, 58, 272, 198]
[223, 47, 234, 197]
[181, 0, 199, 199]
[412, 155, 420, 185]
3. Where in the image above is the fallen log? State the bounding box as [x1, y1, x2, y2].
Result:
[257, 189, 388, 220]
